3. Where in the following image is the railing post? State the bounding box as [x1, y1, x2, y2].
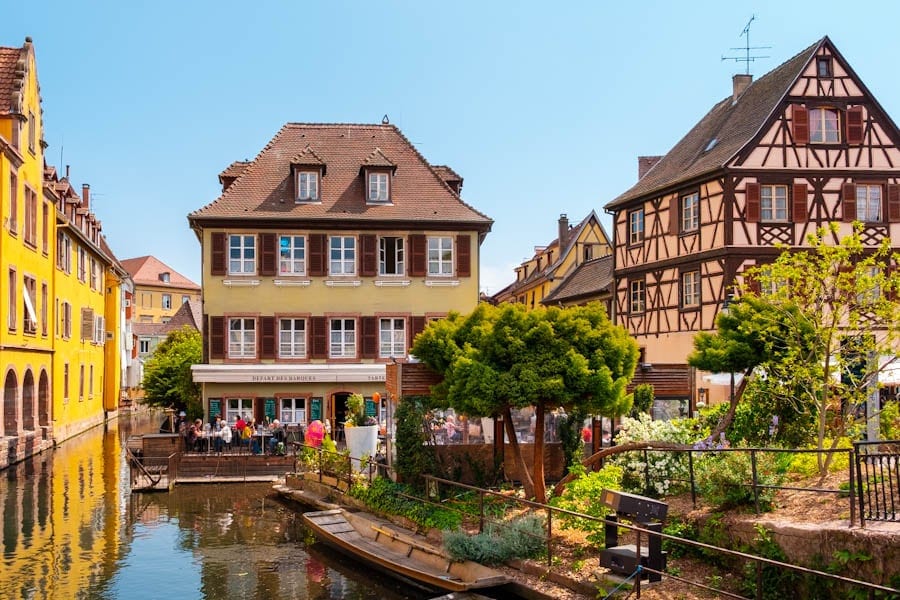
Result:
[688, 450, 697, 508]
[750, 449, 760, 515]
[479, 490, 485, 533]
[546, 505, 553, 567]
[854, 442, 866, 528]
[318, 447, 323, 483]
[643, 449, 650, 496]
[848, 448, 856, 528]
[756, 560, 763, 600]
[347, 454, 352, 488]
[634, 527, 642, 598]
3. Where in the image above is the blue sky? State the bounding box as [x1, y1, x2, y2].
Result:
[5, 1, 900, 295]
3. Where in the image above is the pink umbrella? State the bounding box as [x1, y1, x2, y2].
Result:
[306, 420, 324, 447]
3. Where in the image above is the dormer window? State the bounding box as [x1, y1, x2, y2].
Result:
[160, 272, 171, 283]
[368, 172, 390, 203]
[817, 56, 833, 78]
[297, 171, 319, 202]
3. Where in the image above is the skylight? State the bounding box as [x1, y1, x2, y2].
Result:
[705, 138, 718, 152]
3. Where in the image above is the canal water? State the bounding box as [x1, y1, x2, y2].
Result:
[0, 410, 436, 600]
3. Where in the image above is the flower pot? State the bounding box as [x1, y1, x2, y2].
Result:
[344, 424, 378, 472]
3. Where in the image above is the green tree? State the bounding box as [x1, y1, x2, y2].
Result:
[690, 225, 900, 474]
[411, 302, 638, 502]
[141, 326, 202, 417]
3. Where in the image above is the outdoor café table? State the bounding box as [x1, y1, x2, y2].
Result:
[251, 431, 272, 454]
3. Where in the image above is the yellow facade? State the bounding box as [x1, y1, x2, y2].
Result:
[133, 283, 200, 323]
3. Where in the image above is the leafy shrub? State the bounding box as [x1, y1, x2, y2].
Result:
[880, 401, 900, 440]
[395, 396, 439, 487]
[740, 525, 800, 600]
[786, 438, 851, 477]
[349, 476, 461, 531]
[443, 515, 546, 565]
[694, 450, 784, 511]
[611, 413, 698, 496]
[550, 464, 623, 547]
[662, 518, 699, 558]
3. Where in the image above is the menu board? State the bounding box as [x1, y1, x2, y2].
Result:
[365, 399, 377, 417]
[209, 399, 221, 419]
[310, 397, 322, 422]
[264, 398, 276, 421]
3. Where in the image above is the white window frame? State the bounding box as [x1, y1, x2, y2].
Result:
[94, 316, 105, 345]
[279, 317, 306, 358]
[57, 233, 72, 274]
[228, 234, 257, 275]
[379, 317, 406, 358]
[329, 318, 356, 358]
[379, 236, 405, 275]
[682, 270, 701, 308]
[226, 398, 254, 424]
[296, 171, 319, 202]
[856, 184, 882, 222]
[629, 280, 645, 314]
[228, 317, 256, 359]
[761, 184, 789, 222]
[279, 397, 307, 425]
[681, 193, 699, 232]
[427, 236, 453, 276]
[62, 301, 72, 338]
[368, 172, 389, 202]
[329, 236, 356, 276]
[810, 107, 840, 143]
[139, 338, 151, 354]
[628, 208, 644, 244]
[162, 294, 172, 310]
[279, 235, 306, 276]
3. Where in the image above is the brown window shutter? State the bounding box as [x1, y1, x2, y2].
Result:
[668, 196, 679, 234]
[209, 316, 225, 359]
[310, 316, 327, 358]
[309, 234, 326, 276]
[409, 234, 426, 276]
[792, 183, 808, 223]
[887, 184, 900, 221]
[360, 234, 377, 277]
[846, 106, 864, 145]
[260, 316, 276, 359]
[456, 234, 471, 277]
[746, 182, 761, 222]
[202, 313, 210, 362]
[410, 316, 426, 350]
[842, 183, 857, 222]
[260, 233, 276, 276]
[81, 308, 94, 341]
[211, 232, 226, 276]
[361, 316, 378, 358]
[793, 106, 809, 145]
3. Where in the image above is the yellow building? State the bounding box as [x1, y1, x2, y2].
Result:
[188, 122, 492, 432]
[492, 211, 612, 311]
[120, 255, 200, 324]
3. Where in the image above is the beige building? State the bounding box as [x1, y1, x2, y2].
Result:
[120, 255, 200, 325]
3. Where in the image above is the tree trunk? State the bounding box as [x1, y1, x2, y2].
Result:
[504, 406, 535, 499]
[552, 441, 691, 498]
[533, 403, 547, 503]
[708, 370, 751, 442]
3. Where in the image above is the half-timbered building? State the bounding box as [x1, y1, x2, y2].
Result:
[605, 37, 900, 408]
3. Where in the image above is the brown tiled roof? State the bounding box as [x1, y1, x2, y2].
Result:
[0, 45, 25, 115]
[160, 299, 202, 335]
[289, 145, 326, 168]
[133, 322, 167, 336]
[362, 147, 396, 169]
[542, 256, 614, 305]
[218, 160, 251, 183]
[189, 123, 492, 229]
[120, 255, 200, 290]
[432, 165, 462, 183]
[606, 38, 823, 209]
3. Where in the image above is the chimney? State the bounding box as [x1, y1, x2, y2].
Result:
[82, 183, 90, 209]
[558, 214, 569, 247]
[733, 74, 752, 102]
[638, 156, 662, 179]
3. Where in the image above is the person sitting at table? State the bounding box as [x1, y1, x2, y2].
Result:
[186, 419, 204, 452]
[248, 419, 262, 454]
[268, 420, 286, 455]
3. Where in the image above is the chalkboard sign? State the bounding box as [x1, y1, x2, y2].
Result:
[209, 399, 221, 419]
[365, 399, 377, 417]
[310, 397, 322, 422]
[264, 398, 276, 421]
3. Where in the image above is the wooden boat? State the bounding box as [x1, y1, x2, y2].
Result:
[302, 509, 509, 592]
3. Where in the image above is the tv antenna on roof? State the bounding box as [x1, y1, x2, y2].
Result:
[721, 15, 771, 75]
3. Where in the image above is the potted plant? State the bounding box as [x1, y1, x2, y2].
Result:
[343, 393, 378, 472]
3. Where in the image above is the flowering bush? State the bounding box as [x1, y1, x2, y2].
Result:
[550, 463, 623, 547]
[610, 413, 699, 497]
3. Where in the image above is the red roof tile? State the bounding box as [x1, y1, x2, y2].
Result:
[120, 255, 200, 290]
[189, 123, 492, 229]
[160, 299, 203, 335]
[217, 160, 251, 183]
[0, 45, 25, 115]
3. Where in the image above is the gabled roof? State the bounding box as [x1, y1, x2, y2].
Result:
[362, 147, 396, 170]
[120, 255, 200, 290]
[290, 145, 326, 168]
[432, 165, 462, 184]
[218, 160, 251, 184]
[160, 299, 203, 335]
[606, 37, 824, 209]
[541, 256, 614, 305]
[189, 123, 492, 229]
[133, 322, 168, 337]
[0, 38, 32, 116]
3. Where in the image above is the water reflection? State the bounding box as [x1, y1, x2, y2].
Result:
[0, 412, 431, 600]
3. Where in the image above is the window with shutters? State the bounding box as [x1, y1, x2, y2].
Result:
[228, 317, 256, 359]
[329, 318, 356, 358]
[681, 193, 699, 232]
[62, 301, 72, 338]
[279, 318, 306, 358]
[57, 233, 71, 273]
[427, 237, 453, 276]
[629, 279, 645, 314]
[681, 271, 701, 308]
[81, 307, 94, 341]
[77, 247, 87, 282]
[810, 108, 840, 143]
[94, 316, 105, 345]
[379, 318, 406, 358]
[628, 208, 644, 244]
[63, 363, 69, 402]
[79, 364, 84, 401]
[229, 234, 256, 275]
[24, 186, 37, 246]
[856, 184, 882, 222]
[379, 237, 404, 275]
[761, 185, 788, 222]
[23, 276, 36, 334]
[296, 171, 319, 202]
[41, 282, 48, 336]
[279, 235, 306, 275]
[8, 170, 17, 235]
[329, 236, 356, 275]
[8, 268, 16, 331]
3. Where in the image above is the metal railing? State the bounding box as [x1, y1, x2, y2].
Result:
[854, 440, 900, 524]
